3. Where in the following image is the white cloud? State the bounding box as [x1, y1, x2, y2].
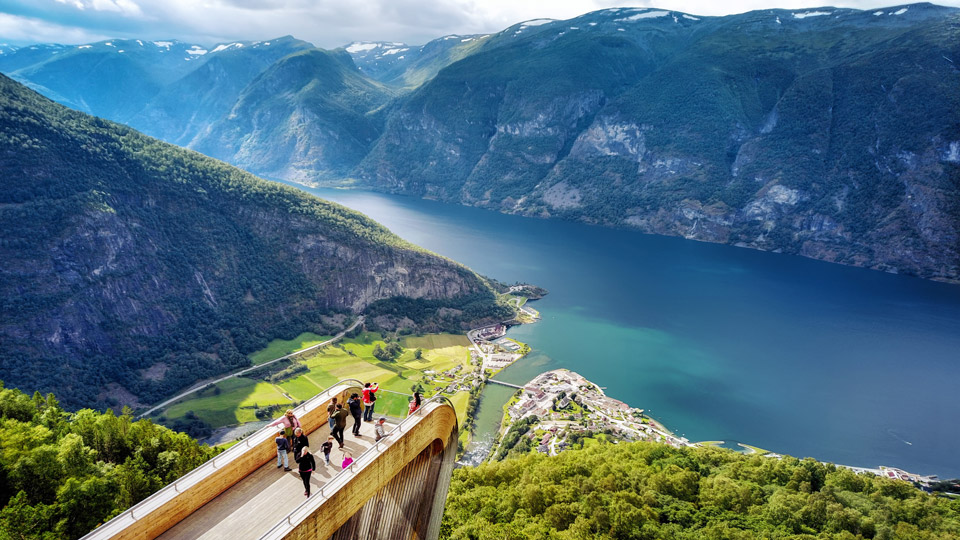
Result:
[8, 0, 960, 47]
[0, 12, 111, 44]
[55, 0, 144, 16]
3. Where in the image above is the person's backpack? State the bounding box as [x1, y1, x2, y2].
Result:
[369, 389, 376, 402]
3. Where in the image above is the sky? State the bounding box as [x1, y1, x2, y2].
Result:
[1, 0, 958, 47]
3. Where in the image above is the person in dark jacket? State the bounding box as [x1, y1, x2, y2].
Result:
[292, 427, 309, 463]
[275, 430, 291, 471]
[298, 447, 316, 497]
[330, 403, 348, 448]
[321, 436, 334, 465]
[348, 393, 363, 436]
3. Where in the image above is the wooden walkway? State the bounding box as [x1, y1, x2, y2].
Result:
[159, 419, 388, 540]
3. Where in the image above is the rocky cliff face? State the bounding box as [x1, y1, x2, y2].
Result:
[359, 5, 960, 282]
[0, 75, 502, 408]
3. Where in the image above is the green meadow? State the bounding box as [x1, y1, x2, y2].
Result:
[158, 332, 475, 431]
[248, 332, 333, 365]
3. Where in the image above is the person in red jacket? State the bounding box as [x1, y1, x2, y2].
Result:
[408, 392, 422, 416]
[362, 382, 379, 422]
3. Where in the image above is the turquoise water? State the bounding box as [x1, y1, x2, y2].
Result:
[294, 185, 960, 477]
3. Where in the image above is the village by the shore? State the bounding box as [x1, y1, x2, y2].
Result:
[465, 290, 944, 489]
[492, 367, 944, 489]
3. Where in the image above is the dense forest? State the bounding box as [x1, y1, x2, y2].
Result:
[442, 440, 960, 539]
[0, 383, 218, 539]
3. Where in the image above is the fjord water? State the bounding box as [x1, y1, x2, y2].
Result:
[298, 185, 960, 477]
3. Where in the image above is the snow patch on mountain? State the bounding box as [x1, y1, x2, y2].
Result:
[211, 43, 243, 53]
[943, 141, 960, 163]
[792, 11, 831, 18]
[153, 41, 173, 48]
[617, 10, 670, 21]
[346, 42, 379, 53]
[520, 19, 554, 28]
[892, 7, 909, 15]
[683, 14, 699, 20]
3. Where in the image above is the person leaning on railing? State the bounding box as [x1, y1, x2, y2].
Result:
[408, 392, 422, 416]
[268, 409, 301, 449]
[374, 417, 391, 441]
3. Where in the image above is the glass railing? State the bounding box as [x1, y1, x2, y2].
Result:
[258, 393, 457, 539]
[81, 379, 365, 540]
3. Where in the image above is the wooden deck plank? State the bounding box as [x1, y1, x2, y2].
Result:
[159, 419, 388, 540]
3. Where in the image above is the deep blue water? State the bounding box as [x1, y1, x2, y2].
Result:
[293, 184, 960, 478]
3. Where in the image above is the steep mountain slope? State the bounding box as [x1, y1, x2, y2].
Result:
[3, 40, 211, 121]
[192, 49, 394, 182]
[0, 74, 504, 409]
[129, 37, 315, 145]
[360, 4, 960, 281]
[343, 34, 489, 89]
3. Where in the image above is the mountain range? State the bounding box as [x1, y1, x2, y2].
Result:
[2, 3, 958, 282]
[0, 74, 506, 409]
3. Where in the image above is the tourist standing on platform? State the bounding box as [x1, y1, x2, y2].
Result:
[408, 392, 422, 416]
[292, 427, 309, 463]
[362, 382, 379, 421]
[341, 451, 353, 470]
[298, 447, 316, 497]
[274, 430, 291, 471]
[330, 403, 347, 448]
[326, 397, 338, 430]
[348, 393, 363, 436]
[268, 409, 301, 448]
[321, 436, 334, 465]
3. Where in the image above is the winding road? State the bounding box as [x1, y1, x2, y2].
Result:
[137, 316, 365, 418]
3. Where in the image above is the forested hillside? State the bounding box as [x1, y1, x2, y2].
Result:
[0, 384, 217, 539]
[0, 75, 507, 409]
[442, 441, 960, 539]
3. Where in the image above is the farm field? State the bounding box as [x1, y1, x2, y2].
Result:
[157, 332, 475, 432]
[248, 332, 333, 365]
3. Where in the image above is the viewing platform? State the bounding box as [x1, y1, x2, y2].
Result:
[81, 380, 459, 540]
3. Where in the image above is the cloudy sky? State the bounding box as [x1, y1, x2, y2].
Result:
[1, 0, 957, 47]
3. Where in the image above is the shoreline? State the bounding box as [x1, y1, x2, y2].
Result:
[482, 367, 944, 486]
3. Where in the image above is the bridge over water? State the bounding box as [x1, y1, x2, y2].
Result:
[82, 380, 458, 540]
[486, 378, 523, 390]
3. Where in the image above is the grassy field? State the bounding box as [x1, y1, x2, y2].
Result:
[249, 332, 333, 365]
[159, 332, 474, 430]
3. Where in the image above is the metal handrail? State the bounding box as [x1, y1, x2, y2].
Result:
[79, 379, 364, 540]
[257, 393, 457, 539]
